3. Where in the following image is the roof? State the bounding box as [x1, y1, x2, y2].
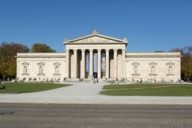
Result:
[64, 31, 128, 44]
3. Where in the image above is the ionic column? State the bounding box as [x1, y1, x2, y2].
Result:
[66, 49, 69, 78]
[73, 49, 77, 78]
[114, 49, 117, 80]
[97, 49, 101, 79]
[122, 49, 126, 79]
[81, 49, 85, 79]
[105, 49, 109, 79]
[89, 49, 93, 78]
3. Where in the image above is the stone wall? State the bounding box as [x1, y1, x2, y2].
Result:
[17, 53, 66, 82]
[125, 52, 181, 82]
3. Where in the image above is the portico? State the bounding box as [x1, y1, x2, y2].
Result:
[64, 31, 127, 80]
[65, 48, 125, 80]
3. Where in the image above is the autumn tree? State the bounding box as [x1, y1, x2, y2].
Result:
[181, 46, 192, 81]
[171, 46, 192, 81]
[0, 42, 29, 80]
[31, 43, 55, 53]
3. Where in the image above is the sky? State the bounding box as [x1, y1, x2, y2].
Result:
[0, 0, 191, 52]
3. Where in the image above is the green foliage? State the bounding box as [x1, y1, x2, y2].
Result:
[31, 43, 56, 53]
[0, 42, 29, 80]
[0, 83, 69, 93]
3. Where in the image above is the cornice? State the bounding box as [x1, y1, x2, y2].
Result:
[125, 52, 181, 58]
[65, 42, 126, 45]
[16, 53, 66, 58]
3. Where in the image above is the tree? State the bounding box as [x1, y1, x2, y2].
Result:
[171, 46, 192, 81]
[31, 43, 56, 53]
[170, 48, 183, 54]
[181, 46, 192, 81]
[181, 55, 192, 81]
[183, 46, 192, 56]
[0, 42, 29, 80]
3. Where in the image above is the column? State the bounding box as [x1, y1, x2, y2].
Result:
[81, 49, 85, 79]
[74, 49, 77, 78]
[105, 49, 109, 79]
[97, 49, 101, 79]
[122, 49, 125, 79]
[66, 49, 69, 78]
[89, 49, 93, 78]
[114, 49, 117, 80]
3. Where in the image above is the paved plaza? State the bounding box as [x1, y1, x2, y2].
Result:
[0, 82, 192, 104]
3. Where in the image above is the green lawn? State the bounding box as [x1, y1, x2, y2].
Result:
[100, 84, 192, 96]
[0, 83, 69, 93]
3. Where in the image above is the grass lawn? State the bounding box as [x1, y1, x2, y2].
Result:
[0, 83, 70, 93]
[100, 84, 192, 96]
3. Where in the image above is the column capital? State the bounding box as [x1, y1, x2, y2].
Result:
[89, 49, 93, 52]
[97, 49, 101, 52]
[113, 49, 118, 52]
[105, 49, 109, 52]
[81, 49, 85, 52]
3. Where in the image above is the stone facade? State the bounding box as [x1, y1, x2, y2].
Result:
[17, 53, 66, 82]
[16, 32, 181, 82]
[125, 53, 180, 82]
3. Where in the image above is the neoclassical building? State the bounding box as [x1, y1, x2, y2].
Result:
[17, 31, 181, 82]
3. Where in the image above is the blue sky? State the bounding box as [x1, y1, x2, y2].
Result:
[0, 0, 191, 52]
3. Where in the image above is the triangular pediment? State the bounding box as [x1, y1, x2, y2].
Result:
[64, 33, 127, 44]
[72, 35, 120, 43]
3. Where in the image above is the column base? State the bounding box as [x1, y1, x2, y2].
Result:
[88, 76, 93, 80]
[64, 78, 79, 82]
